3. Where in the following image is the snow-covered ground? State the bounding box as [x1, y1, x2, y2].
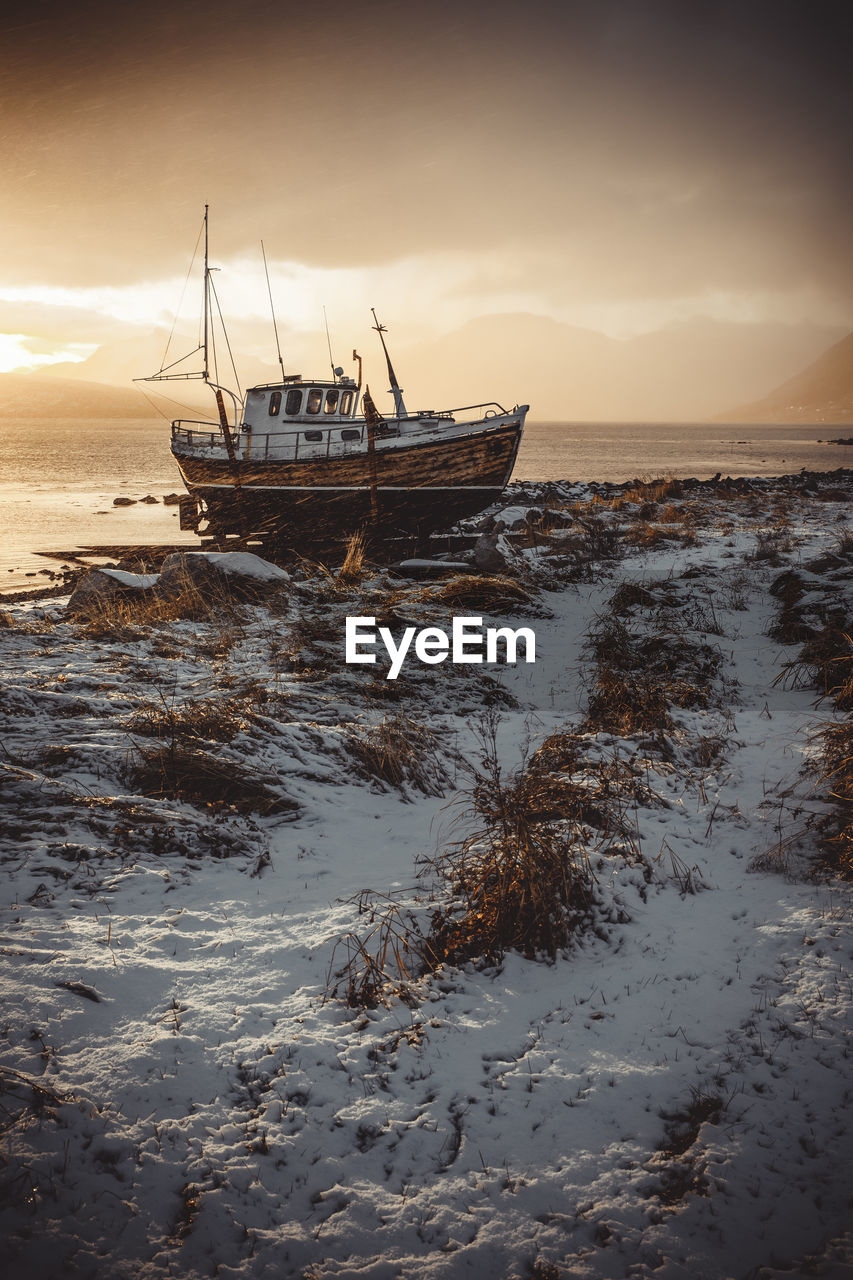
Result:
[1, 478, 851, 1280]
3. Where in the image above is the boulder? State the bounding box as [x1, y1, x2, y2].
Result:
[473, 531, 511, 574]
[156, 551, 290, 603]
[112, 496, 136, 507]
[66, 567, 158, 616]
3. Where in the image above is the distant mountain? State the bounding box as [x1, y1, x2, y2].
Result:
[717, 330, 853, 423]
[3, 317, 847, 422]
[0, 372, 160, 418]
[396, 315, 845, 421]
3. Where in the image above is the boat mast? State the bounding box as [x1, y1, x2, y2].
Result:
[371, 308, 407, 419]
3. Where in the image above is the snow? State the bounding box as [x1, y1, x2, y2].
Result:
[98, 568, 161, 589]
[1, 477, 851, 1280]
[171, 551, 291, 582]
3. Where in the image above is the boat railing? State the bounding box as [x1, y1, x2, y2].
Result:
[171, 401, 514, 461]
[172, 420, 367, 461]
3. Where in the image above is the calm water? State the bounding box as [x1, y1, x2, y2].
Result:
[0, 416, 848, 591]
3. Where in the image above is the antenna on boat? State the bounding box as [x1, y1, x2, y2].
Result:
[323, 307, 340, 382]
[261, 240, 286, 380]
[371, 308, 407, 418]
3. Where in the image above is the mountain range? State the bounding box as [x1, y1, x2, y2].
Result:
[1, 316, 851, 422]
[717, 330, 853, 423]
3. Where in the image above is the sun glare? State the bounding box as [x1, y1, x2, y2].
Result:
[0, 333, 97, 374]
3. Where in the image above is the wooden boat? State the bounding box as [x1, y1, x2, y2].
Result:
[141, 210, 528, 550]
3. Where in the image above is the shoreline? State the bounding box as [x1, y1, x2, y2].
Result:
[3, 464, 851, 602]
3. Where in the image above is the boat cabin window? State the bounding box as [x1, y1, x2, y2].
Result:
[324, 389, 339, 415]
[341, 428, 360, 441]
[303, 429, 323, 442]
[306, 388, 323, 415]
[285, 388, 302, 415]
[268, 391, 282, 416]
[340, 390, 353, 416]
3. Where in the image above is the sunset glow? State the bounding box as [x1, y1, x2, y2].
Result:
[0, 0, 851, 417]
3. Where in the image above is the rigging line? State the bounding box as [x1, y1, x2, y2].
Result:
[261, 240, 285, 378]
[135, 386, 172, 421]
[149, 345, 205, 377]
[208, 275, 243, 398]
[160, 216, 205, 373]
[138, 385, 220, 419]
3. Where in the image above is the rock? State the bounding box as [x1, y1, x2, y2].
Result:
[66, 567, 158, 616]
[541, 508, 573, 529]
[394, 559, 473, 580]
[494, 505, 531, 531]
[473, 531, 511, 574]
[140, 494, 159, 504]
[66, 552, 290, 619]
[162, 493, 182, 506]
[112, 496, 137, 506]
[156, 551, 290, 604]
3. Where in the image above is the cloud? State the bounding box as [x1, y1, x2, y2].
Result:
[0, 0, 851, 337]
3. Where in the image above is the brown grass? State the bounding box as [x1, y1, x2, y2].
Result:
[581, 610, 720, 739]
[346, 716, 449, 796]
[620, 475, 684, 505]
[416, 720, 599, 966]
[71, 571, 247, 632]
[420, 574, 536, 614]
[336, 530, 369, 585]
[424, 808, 593, 967]
[774, 627, 853, 699]
[126, 743, 297, 816]
[325, 891, 426, 1007]
[813, 720, 853, 877]
[125, 693, 251, 743]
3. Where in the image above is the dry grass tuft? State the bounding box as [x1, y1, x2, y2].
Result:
[624, 523, 681, 548]
[326, 891, 426, 1007]
[420, 574, 536, 614]
[346, 716, 449, 796]
[764, 557, 853, 877]
[581, 608, 720, 739]
[336, 530, 369, 585]
[483, 730, 659, 832]
[813, 720, 853, 877]
[125, 693, 251, 743]
[774, 627, 853, 699]
[419, 723, 599, 966]
[621, 474, 684, 505]
[424, 807, 593, 967]
[585, 668, 675, 737]
[71, 572, 245, 633]
[126, 743, 297, 816]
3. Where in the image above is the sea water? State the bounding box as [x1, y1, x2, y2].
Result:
[0, 416, 847, 591]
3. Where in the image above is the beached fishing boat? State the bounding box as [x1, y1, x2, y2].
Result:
[140, 210, 528, 549]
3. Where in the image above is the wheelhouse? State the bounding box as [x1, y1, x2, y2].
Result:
[243, 377, 359, 431]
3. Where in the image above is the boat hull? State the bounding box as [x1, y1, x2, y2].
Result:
[173, 416, 524, 546]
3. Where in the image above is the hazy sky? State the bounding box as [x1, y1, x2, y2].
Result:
[1, 0, 852, 381]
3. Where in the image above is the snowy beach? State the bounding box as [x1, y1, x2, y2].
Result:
[1, 474, 851, 1280]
